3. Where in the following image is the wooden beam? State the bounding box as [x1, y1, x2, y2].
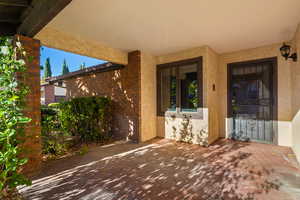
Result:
[17, 0, 72, 37]
[0, 0, 29, 7]
[0, 12, 20, 22]
[0, 19, 20, 24]
[0, 22, 17, 36]
[0, 13, 20, 24]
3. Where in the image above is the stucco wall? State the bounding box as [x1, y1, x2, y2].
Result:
[157, 116, 165, 138]
[156, 46, 220, 145]
[35, 27, 128, 65]
[291, 24, 300, 162]
[206, 47, 220, 144]
[140, 53, 157, 142]
[219, 44, 293, 146]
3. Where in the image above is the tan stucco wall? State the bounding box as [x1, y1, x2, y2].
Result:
[292, 112, 300, 162]
[291, 24, 300, 162]
[157, 116, 165, 138]
[140, 53, 157, 142]
[219, 44, 293, 146]
[158, 43, 296, 147]
[206, 47, 220, 144]
[156, 46, 220, 145]
[35, 27, 128, 65]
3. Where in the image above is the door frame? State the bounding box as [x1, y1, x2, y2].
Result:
[227, 57, 278, 144]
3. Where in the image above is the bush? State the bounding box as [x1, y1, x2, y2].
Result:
[59, 97, 113, 142]
[41, 105, 68, 155]
[41, 96, 113, 155]
[48, 102, 60, 108]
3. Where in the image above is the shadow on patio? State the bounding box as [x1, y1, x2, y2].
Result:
[19, 139, 300, 200]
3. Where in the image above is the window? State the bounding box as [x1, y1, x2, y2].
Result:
[157, 57, 203, 116]
[159, 67, 177, 112]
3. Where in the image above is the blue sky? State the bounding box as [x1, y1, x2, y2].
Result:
[40, 46, 106, 77]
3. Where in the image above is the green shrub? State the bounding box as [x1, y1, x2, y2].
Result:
[41, 105, 60, 134]
[48, 102, 61, 108]
[41, 106, 68, 155]
[59, 97, 113, 142]
[41, 96, 113, 155]
[77, 145, 89, 156]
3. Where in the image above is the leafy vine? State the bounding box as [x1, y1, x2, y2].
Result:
[0, 36, 32, 197]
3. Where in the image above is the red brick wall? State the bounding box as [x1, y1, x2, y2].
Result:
[65, 51, 142, 142]
[44, 84, 55, 105]
[15, 35, 42, 176]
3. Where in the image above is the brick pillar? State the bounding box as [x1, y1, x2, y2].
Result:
[119, 51, 141, 142]
[15, 35, 42, 176]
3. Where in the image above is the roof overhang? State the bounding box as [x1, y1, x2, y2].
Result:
[0, 0, 72, 37]
[45, 0, 300, 55]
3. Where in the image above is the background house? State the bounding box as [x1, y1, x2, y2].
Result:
[41, 81, 66, 105]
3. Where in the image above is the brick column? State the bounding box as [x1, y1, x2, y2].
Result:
[120, 51, 141, 142]
[15, 35, 42, 176]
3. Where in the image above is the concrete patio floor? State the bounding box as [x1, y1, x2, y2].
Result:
[20, 139, 300, 200]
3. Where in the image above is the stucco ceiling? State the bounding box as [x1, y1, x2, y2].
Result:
[47, 0, 300, 55]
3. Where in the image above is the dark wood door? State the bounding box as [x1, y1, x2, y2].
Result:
[228, 58, 277, 143]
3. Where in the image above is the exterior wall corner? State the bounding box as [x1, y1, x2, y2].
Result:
[140, 52, 157, 142]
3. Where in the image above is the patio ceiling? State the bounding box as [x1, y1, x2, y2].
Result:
[45, 0, 300, 55]
[0, 0, 71, 37]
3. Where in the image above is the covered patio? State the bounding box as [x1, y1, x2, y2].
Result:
[2, 0, 300, 199]
[20, 139, 300, 200]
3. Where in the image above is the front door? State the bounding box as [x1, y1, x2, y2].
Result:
[228, 58, 277, 144]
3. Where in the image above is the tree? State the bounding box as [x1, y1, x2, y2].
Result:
[80, 62, 86, 70]
[61, 59, 70, 75]
[43, 57, 52, 78]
